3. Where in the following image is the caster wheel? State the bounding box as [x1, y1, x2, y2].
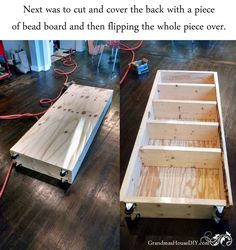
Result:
[14, 164, 22, 172]
[213, 207, 224, 223]
[126, 213, 141, 226]
[125, 203, 136, 215]
[131, 212, 141, 221]
[60, 180, 70, 191]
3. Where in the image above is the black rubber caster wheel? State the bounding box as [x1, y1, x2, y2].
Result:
[14, 164, 22, 172]
[126, 213, 141, 226]
[60, 180, 70, 191]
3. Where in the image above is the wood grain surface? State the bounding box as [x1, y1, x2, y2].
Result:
[137, 166, 222, 199]
[10, 84, 113, 182]
[120, 41, 236, 250]
[120, 68, 231, 219]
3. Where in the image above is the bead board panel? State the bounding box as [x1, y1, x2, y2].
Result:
[10, 84, 113, 183]
[120, 70, 232, 219]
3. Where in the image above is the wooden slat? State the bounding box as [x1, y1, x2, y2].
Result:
[157, 83, 216, 101]
[121, 201, 226, 219]
[139, 145, 222, 169]
[149, 139, 219, 148]
[147, 119, 219, 142]
[122, 196, 226, 207]
[10, 84, 113, 183]
[120, 71, 163, 201]
[153, 99, 218, 121]
[160, 70, 215, 84]
[213, 72, 233, 206]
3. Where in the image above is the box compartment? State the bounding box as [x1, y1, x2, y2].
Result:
[153, 100, 218, 121]
[120, 70, 232, 219]
[160, 71, 215, 84]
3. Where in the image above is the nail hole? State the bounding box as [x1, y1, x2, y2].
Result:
[94, 114, 98, 117]
[58, 106, 62, 109]
[82, 111, 86, 115]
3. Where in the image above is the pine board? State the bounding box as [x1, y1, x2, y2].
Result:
[10, 84, 113, 183]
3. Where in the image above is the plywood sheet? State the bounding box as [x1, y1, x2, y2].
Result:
[137, 166, 222, 199]
[10, 84, 113, 183]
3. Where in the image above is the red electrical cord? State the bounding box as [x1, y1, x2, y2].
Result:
[54, 50, 77, 85]
[0, 49, 77, 200]
[0, 161, 14, 199]
[119, 41, 143, 85]
[0, 50, 77, 120]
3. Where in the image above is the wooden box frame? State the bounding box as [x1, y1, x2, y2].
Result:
[120, 70, 233, 219]
[10, 84, 113, 184]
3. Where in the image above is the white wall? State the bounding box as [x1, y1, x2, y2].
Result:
[60, 40, 87, 52]
[3, 41, 27, 53]
[2, 40, 30, 63]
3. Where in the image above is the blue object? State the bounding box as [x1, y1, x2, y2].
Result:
[130, 58, 149, 75]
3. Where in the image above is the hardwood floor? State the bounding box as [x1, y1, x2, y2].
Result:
[120, 41, 236, 250]
[0, 50, 120, 250]
[2, 41, 236, 250]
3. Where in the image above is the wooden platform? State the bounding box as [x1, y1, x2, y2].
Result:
[120, 70, 233, 219]
[10, 84, 113, 184]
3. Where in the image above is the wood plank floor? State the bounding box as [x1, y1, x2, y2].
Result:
[0, 50, 120, 249]
[121, 41, 236, 250]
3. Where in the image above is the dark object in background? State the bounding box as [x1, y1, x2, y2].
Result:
[0, 41, 12, 80]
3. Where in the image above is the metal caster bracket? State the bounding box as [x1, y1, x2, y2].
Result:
[213, 205, 224, 223]
[125, 203, 136, 215]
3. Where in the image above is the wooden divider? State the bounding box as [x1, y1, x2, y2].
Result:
[139, 145, 222, 169]
[160, 71, 215, 84]
[146, 120, 219, 142]
[153, 99, 218, 121]
[157, 83, 216, 101]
